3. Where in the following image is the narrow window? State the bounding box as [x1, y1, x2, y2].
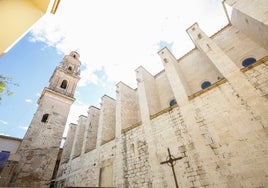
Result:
[201, 81, 211, 89]
[169, 99, 177, 107]
[41, 114, 49, 123]
[60, 80, 68, 89]
[68, 66, 72, 71]
[242, 57, 256, 67]
[130, 144, 135, 155]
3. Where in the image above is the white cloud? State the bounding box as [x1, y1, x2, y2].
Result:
[78, 67, 100, 87]
[30, 0, 228, 89]
[19, 126, 28, 130]
[28, 0, 228, 124]
[0, 120, 8, 125]
[25, 99, 32, 103]
[0, 133, 10, 136]
[63, 102, 89, 136]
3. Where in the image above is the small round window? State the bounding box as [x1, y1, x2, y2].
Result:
[201, 81, 211, 89]
[242, 57, 256, 67]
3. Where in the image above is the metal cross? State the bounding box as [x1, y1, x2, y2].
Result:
[160, 148, 183, 188]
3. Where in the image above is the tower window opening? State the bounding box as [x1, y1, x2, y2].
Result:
[163, 58, 168, 63]
[60, 80, 68, 89]
[201, 81, 211, 89]
[242, 57, 256, 67]
[169, 99, 177, 107]
[68, 66, 72, 71]
[130, 143, 135, 155]
[41, 114, 49, 123]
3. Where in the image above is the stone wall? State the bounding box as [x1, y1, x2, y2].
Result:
[71, 115, 87, 159]
[60, 123, 76, 164]
[83, 106, 100, 153]
[9, 89, 74, 187]
[56, 1, 268, 187]
[0, 160, 18, 187]
[244, 57, 268, 101]
[99, 95, 116, 145]
[116, 82, 141, 131]
[136, 66, 161, 116]
[213, 25, 267, 68]
[178, 49, 223, 95]
[121, 126, 150, 187]
[60, 141, 115, 187]
[148, 77, 268, 187]
[226, 0, 268, 50]
[155, 72, 175, 110]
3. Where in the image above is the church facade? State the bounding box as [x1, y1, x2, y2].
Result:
[3, 0, 267, 187]
[54, 0, 268, 187]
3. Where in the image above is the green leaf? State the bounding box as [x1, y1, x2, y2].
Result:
[0, 73, 19, 101]
[7, 92, 13, 96]
[0, 82, 6, 93]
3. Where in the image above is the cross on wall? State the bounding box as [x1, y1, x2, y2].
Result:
[160, 148, 184, 188]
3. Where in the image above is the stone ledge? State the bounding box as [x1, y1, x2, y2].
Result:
[101, 137, 115, 146]
[121, 122, 142, 134]
[240, 55, 268, 73]
[150, 104, 178, 120]
[188, 78, 228, 100]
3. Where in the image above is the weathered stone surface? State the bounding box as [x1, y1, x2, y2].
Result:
[9, 52, 81, 187]
[13, 1, 268, 187]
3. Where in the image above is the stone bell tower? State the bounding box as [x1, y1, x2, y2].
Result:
[9, 51, 81, 187]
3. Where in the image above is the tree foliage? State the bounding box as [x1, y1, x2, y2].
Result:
[0, 74, 19, 101]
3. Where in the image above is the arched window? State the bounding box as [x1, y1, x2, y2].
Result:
[60, 80, 68, 89]
[41, 114, 49, 123]
[68, 66, 72, 71]
[242, 57, 256, 67]
[169, 99, 177, 107]
[201, 81, 211, 89]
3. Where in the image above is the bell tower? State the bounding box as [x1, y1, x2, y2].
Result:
[9, 51, 81, 187]
[48, 51, 81, 97]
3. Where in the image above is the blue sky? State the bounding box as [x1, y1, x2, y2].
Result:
[0, 35, 60, 137]
[0, 0, 229, 138]
[0, 33, 116, 138]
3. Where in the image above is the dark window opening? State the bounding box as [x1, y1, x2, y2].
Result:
[201, 81, 211, 89]
[169, 99, 177, 107]
[68, 66, 72, 71]
[60, 80, 68, 89]
[41, 114, 49, 123]
[163, 58, 168, 63]
[242, 57, 256, 67]
[0, 151, 10, 169]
